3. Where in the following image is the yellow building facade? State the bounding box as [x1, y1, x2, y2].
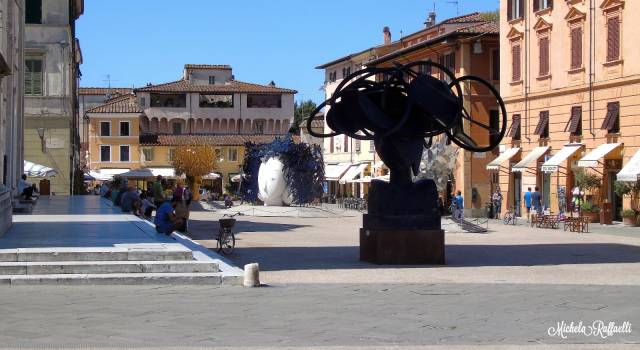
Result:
[86, 95, 142, 178]
[497, 0, 640, 220]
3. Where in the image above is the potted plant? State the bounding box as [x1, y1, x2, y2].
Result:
[621, 209, 639, 226]
[580, 202, 600, 223]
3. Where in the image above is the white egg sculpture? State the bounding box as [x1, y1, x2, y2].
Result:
[257, 157, 292, 206]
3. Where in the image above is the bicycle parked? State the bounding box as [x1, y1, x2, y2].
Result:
[217, 212, 243, 255]
[503, 206, 517, 225]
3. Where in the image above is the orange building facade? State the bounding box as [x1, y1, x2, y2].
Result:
[495, 0, 640, 220]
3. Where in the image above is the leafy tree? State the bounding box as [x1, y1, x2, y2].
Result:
[171, 145, 216, 201]
[290, 99, 317, 134]
[480, 10, 499, 22]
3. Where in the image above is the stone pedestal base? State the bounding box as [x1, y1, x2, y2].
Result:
[359, 228, 445, 264]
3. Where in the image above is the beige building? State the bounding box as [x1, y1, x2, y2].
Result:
[85, 64, 297, 194]
[24, 0, 83, 195]
[495, 0, 640, 220]
[0, 0, 25, 235]
[316, 28, 401, 199]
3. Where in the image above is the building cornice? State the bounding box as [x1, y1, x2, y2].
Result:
[503, 75, 640, 103]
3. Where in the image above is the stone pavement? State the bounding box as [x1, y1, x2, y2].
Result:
[186, 209, 640, 285]
[0, 284, 637, 348]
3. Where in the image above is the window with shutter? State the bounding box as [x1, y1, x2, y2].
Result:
[565, 106, 583, 136]
[534, 111, 550, 138]
[492, 49, 500, 81]
[607, 16, 620, 62]
[512, 44, 521, 82]
[601, 102, 620, 133]
[25, 58, 43, 96]
[343, 136, 349, 152]
[329, 137, 334, 153]
[508, 0, 513, 20]
[570, 27, 583, 69]
[508, 114, 522, 140]
[539, 37, 550, 76]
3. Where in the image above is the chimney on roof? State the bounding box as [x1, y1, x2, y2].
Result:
[268, 80, 276, 87]
[383, 26, 391, 44]
[425, 11, 436, 28]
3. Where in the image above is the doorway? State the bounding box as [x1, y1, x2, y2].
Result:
[513, 172, 522, 217]
[542, 172, 551, 209]
[608, 172, 623, 221]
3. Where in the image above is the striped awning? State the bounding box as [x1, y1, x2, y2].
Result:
[486, 148, 521, 171]
[577, 143, 623, 168]
[541, 143, 583, 173]
[617, 149, 640, 182]
[23, 160, 58, 177]
[512, 146, 550, 173]
[339, 163, 368, 184]
[324, 163, 351, 181]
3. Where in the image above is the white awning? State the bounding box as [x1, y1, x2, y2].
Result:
[148, 168, 179, 178]
[512, 146, 550, 173]
[23, 160, 58, 177]
[486, 148, 521, 171]
[351, 176, 372, 183]
[541, 143, 583, 173]
[89, 168, 129, 181]
[203, 172, 221, 180]
[340, 163, 369, 184]
[577, 143, 623, 168]
[617, 149, 640, 182]
[324, 163, 351, 181]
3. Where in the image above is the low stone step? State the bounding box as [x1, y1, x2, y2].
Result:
[0, 260, 219, 275]
[0, 247, 194, 262]
[0, 272, 241, 285]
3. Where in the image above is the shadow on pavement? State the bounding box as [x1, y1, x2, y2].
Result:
[223, 243, 640, 271]
[185, 219, 309, 240]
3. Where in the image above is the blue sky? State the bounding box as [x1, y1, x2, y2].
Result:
[77, 0, 498, 103]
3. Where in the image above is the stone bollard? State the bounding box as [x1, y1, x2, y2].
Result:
[243, 263, 260, 287]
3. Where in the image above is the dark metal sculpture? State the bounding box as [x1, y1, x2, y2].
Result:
[306, 61, 507, 264]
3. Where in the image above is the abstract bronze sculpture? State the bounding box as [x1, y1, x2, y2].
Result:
[307, 61, 507, 264]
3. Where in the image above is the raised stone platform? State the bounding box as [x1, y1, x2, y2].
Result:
[0, 196, 243, 285]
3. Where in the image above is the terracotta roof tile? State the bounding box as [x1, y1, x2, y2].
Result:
[441, 12, 483, 24]
[455, 21, 499, 34]
[184, 64, 232, 70]
[85, 94, 142, 114]
[135, 79, 297, 94]
[140, 134, 299, 146]
[79, 87, 133, 95]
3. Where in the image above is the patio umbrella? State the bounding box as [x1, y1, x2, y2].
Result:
[23, 160, 58, 177]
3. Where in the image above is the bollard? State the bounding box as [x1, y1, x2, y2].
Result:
[243, 263, 260, 287]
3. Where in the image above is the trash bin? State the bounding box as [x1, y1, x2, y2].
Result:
[485, 202, 494, 219]
[600, 201, 613, 225]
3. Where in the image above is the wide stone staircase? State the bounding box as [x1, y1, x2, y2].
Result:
[0, 245, 240, 285]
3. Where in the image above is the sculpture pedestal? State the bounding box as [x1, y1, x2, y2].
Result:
[360, 178, 445, 265]
[360, 228, 444, 264]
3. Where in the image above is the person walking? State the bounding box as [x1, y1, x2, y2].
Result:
[454, 190, 464, 221]
[524, 187, 533, 222]
[492, 188, 503, 219]
[152, 175, 165, 209]
[532, 186, 543, 215]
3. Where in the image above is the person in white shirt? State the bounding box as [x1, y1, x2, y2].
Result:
[17, 174, 35, 200]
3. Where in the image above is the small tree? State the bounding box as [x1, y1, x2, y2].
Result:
[574, 169, 602, 205]
[615, 180, 640, 213]
[171, 145, 216, 201]
[290, 100, 317, 134]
